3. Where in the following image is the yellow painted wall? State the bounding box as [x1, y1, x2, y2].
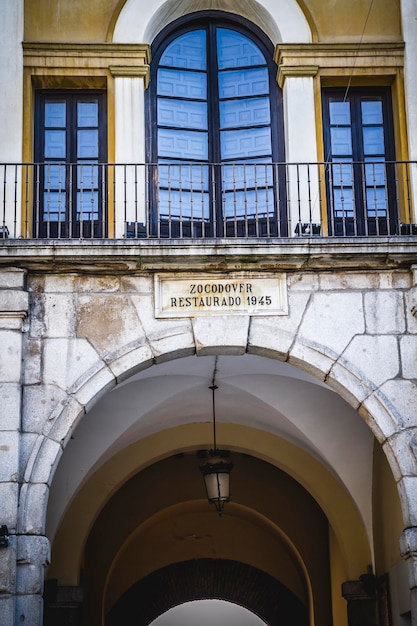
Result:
[24, 0, 402, 44]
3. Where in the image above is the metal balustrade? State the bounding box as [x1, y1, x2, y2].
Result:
[0, 161, 416, 240]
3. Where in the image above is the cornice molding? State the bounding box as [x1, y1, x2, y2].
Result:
[109, 65, 150, 88]
[23, 42, 151, 78]
[275, 42, 405, 86]
[277, 65, 319, 88]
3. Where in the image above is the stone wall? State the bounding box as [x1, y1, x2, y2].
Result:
[1, 257, 417, 625]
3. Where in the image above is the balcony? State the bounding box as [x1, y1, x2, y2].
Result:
[0, 162, 416, 241]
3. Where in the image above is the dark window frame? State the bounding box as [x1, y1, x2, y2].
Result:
[34, 89, 107, 238]
[322, 86, 397, 236]
[147, 11, 286, 237]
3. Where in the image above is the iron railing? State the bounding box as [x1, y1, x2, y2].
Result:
[0, 161, 416, 240]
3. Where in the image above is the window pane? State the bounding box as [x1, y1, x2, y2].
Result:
[217, 29, 265, 69]
[158, 128, 208, 160]
[222, 161, 273, 190]
[220, 127, 271, 160]
[223, 188, 274, 218]
[43, 191, 66, 221]
[330, 127, 352, 156]
[362, 127, 385, 155]
[77, 130, 98, 159]
[158, 99, 207, 130]
[78, 101, 98, 127]
[158, 163, 209, 191]
[366, 187, 387, 216]
[329, 101, 350, 125]
[331, 161, 353, 187]
[364, 158, 386, 186]
[77, 191, 99, 220]
[157, 68, 207, 100]
[77, 163, 99, 190]
[361, 100, 383, 125]
[160, 30, 206, 70]
[44, 164, 66, 190]
[218, 67, 268, 99]
[220, 97, 270, 129]
[333, 188, 354, 217]
[45, 102, 66, 127]
[45, 130, 66, 158]
[159, 189, 210, 219]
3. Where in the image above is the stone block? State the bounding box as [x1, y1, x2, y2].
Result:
[70, 364, 116, 411]
[391, 272, 412, 289]
[383, 429, 417, 482]
[120, 275, 153, 293]
[107, 342, 154, 381]
[0, 596, 15, 626]
[23, 436, 62, 485]
[16, 564, 42, 595]
[77, 293, 145, 356]
[0, 482, 19, 529]
[325, 359, 369, 409]
[17, 535, 50, 567]
[193, 315, 249, 355]
[400, 526, 417, 559]
[318, 271, 377, 290]
[287, 272, 319, 291]
[75, 274, 120, 293]
[341, 335, 400, 387]
[41, 274, 77, 293]
[0, 383, 21, 429]
[42, 397, 84, 447]
[42, 337, 102, 391]
[358, 394, 397, 443]
[15, 594, 43, 626]
[0, 290, 29, 314]
[0, 267, 26, 289]
[42, 293, 76, 338]
[22, 338, 42, 385]
[18, 483, 49, 535]
[401, 336, 417, 379]
[377, 379, 417, 430]
[406, 289, 417, 333]
[23, 385, 69, 435]
[0, 431, 19, 482]
[0, 330, 22, 382]
[299, 291, 365, 356]
[0, 536, 16, 593]
[131, 293, 191, 342]
[397, 477, 417, 527]
[248, 319, 293, 360]
[364, 291, 406, 334]
[288, 338, 334, 381]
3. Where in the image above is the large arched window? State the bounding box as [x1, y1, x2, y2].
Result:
[148, 14, 285, 237]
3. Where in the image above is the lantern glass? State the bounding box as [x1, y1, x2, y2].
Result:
[204, 469, 230, 503]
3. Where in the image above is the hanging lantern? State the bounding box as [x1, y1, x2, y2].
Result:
[199, 383, 233, 516]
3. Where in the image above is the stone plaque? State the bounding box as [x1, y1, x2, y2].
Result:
[154, 273, 288, 317]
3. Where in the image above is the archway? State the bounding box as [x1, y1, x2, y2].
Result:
[39, 351, 404, 626]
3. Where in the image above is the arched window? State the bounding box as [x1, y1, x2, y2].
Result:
[148, 14, 285, 237]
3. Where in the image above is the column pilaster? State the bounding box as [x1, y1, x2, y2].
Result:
[400, 527, 417, 626]
[0, 267, 28, 625]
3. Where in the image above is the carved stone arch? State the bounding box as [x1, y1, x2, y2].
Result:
[21, 320, 412, 542]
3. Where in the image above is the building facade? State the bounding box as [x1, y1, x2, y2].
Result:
[0, 0, 417, 624]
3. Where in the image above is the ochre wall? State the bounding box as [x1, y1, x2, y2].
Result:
[24, 0, 402, 44]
